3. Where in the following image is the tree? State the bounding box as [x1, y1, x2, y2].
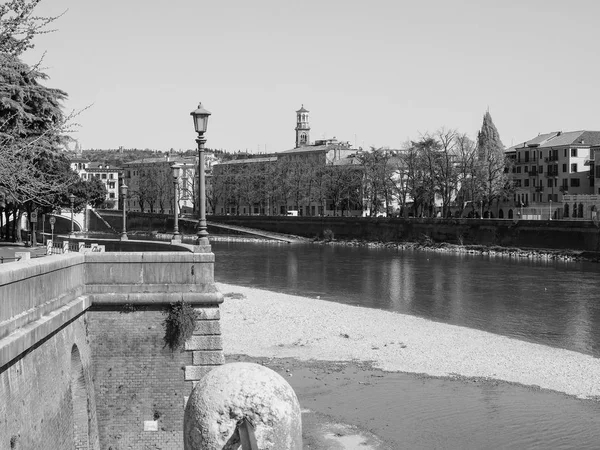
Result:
[1, 0, 73, 241]
[475, 112, 510, 216]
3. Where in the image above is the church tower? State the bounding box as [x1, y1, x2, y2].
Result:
[295, 105, 310, 148]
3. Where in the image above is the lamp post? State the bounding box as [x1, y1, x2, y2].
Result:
[120, 183, 128, 240]
[171, 163, 181, 241]
[69, 193, 75, 237]
[190, 102, 211, 248]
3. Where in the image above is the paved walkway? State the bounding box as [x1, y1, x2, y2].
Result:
[0, 241, 47, 263]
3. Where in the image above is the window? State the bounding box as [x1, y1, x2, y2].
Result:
[563, 164, 567, 173]
[102, 173, 107, 179]
[571, 148, 577, 157]
[571, 163, 577, 173]
[564, 149, 568, 157]
[524, 179, 529, 187]
[570, 178, 580, 187]
[525, 151, 529, 162]
[109, 193, 115, 199]
[516, 166, 522, 173]
[539, 166, 543, 173]
[547, 179, 553, 187]
[562, 179, 568, 188]
[515, 180, 522, 187]
[548, 194, 552, 202]
[109, 174, 114, 179]
[524, 166, 529, 173]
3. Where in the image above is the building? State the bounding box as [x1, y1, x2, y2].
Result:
[211, 105, 360, 216]
[504, 130, 600, 219]
[69, 157, 121, 209]
[122, 154, 197, 214]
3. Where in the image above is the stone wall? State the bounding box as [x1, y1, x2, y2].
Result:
[0, 314, 99, 450]
[0, 249, 223, 450]
[92, 210, 198, 235]
[0, 254, 100, 450]
[209, 216, 600, 251]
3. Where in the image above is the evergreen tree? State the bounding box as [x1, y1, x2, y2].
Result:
[1, 0, 75, 241]
[475, 111, 512, 217]
[476, 111, 504, 160]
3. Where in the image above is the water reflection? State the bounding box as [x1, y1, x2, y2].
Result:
[212, 242, 600, 356]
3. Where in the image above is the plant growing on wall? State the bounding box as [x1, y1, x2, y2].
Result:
[162, 300, 197, 351]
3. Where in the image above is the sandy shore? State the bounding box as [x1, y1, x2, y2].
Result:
[218, 282, 600, 400]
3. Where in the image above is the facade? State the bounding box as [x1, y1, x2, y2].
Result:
[503, 130, 600, 220]
[69, 157, 121, 209]
[211, 106, 360, 216]
[122, 154, 197, 214]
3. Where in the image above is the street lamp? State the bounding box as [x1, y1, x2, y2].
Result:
[190, 102, 211, 247]
[171, 163, 181, 241]
[69, 193, 75, 237]
[120, 183, 128, 240]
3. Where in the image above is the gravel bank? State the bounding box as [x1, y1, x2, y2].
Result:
[218, 282, 600, 399]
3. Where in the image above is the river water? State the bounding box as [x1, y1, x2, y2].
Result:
[212, 241, 600, 449]
[212, 241, 600, 357]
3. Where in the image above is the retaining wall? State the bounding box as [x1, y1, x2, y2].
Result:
[208, 216, 600, 251]
[0, 249, 223, 450]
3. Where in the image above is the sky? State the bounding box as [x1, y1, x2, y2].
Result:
[22, 0, 600, 153]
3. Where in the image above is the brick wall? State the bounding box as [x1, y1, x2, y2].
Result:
[88, 305, 222, 450]
[0, 314, 100, 450]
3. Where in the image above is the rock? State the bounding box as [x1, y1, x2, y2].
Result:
[184, 362, 302, 450]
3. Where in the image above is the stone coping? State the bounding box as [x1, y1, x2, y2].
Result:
[0, 296, 91, 367]
[0, 251, 222, 362]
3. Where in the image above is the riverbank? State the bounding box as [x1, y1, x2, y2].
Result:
[312, 238, 600, 262]
[218, 282, 600, 400]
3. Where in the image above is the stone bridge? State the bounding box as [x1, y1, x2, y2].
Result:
[0, 245, 223, 449]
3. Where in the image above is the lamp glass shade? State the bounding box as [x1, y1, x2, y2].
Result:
[190, 103, 211, 133]
[172, 165, 181, 178]
[120, 184, 128, 196]
[69, 193, 75, 203]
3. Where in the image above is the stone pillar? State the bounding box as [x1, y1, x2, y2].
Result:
[184, 306, 224, 393]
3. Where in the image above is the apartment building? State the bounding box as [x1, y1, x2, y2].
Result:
[506, 131, 600, 219]
[69, 157, 121, 209]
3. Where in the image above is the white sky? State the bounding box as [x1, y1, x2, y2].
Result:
[24, 0, 600, 153]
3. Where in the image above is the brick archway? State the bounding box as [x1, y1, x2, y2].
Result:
[71, 345, 90, 449]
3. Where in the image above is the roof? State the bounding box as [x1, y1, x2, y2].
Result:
[511, 131, 600, 150]
[296, 104, 309, 113]
[86, 162, 120, 171]
[123, 157, 194, 166]
[216, 157, 277, 166]
[279, 144, 356, 155]
[280, 144, 331, 154]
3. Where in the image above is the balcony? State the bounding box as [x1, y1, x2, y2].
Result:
[528, 171, 537, 176]
[544, 155, 559, 162]
[544, 172, 559, 178]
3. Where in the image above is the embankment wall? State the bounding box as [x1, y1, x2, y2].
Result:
[208, 216, 600, 251]
[0, 249, 223, 450]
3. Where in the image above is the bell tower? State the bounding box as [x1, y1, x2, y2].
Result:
[295, 105, 310, 148]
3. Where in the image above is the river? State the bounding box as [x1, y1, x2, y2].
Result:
[212, 241, 600, 449]
[212, 241, 600, 357]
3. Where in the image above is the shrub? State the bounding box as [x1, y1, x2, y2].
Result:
[163, 300, 197, 351]
[323, 229, 334, 241]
